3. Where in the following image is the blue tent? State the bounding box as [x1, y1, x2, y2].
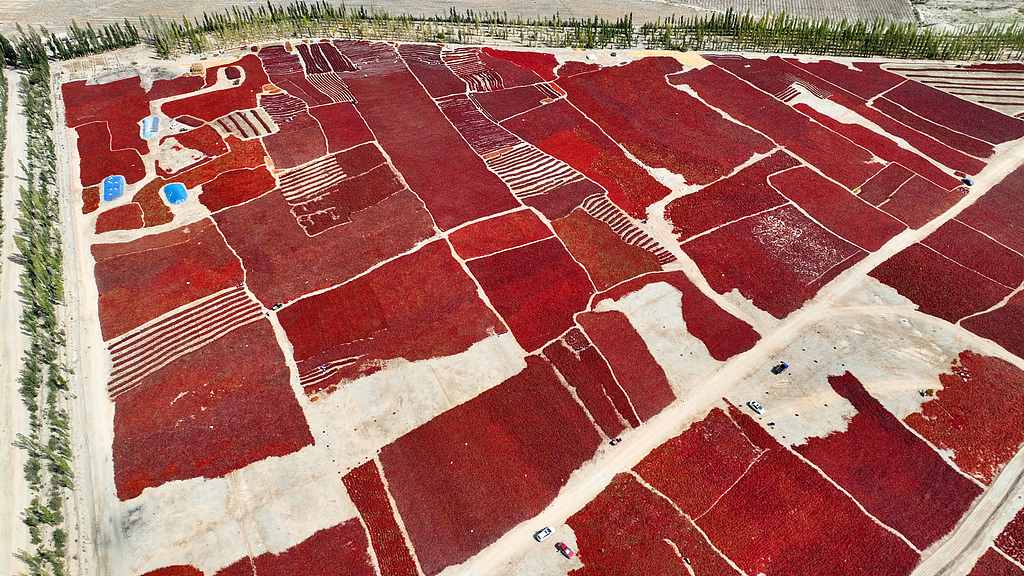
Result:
[102, 175, 125, 201]
[163, 183, 188, 205]
[141, 116, 160, 139]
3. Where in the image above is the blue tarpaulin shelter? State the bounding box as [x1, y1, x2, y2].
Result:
[163, 182, 188, 205]
[142, 116, 159, 139]
[102, 175, 125, 201]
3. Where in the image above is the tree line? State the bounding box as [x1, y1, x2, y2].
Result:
[0, 2, 1022, 64]
[6, 29, 74, 576]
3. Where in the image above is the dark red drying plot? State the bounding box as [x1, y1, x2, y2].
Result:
[677, 64, 883, 189]
[307, 102, 374, 153]
[262, 110, 329, 170]
[793, 101, 965, 189]
[75, 121, 146, 187]
[597, 271, 761, 361]
[969, 548, 1024, 576]
[769, 166, 906, 251]
[471, 84, 557, 123]
[92, 218, 244, 341]
[296, 41, 357, 74]
[905, 350, 1024, 484]
[82, 185, 100, 214]
[139, 567, 203, 576]
[544, 338, 632, 436]
[341, 41, 519, 230]
[447, 208, 553, 260]
[785, 58, 904, 100]
[94, 203, 145, 234]
[857, 162, 915, 206]
[881, 175, 966, 229]
[634, 407, 762, 517]
[198, 166, 277, 213]
[956, 163, 1024, 255]
[61, 75, 150, 155]
[161, 54, 270, 122]
[559, 57, 773, 186]
[872, 97, 995, 158]
[343, 460, 420, 576]
[214, 187, 435, 307]
[467, 237, 594, 352]
[868, 243, 1010, 323]
[578, 310, 675, 423]
[502, 99, 672, 219]
[885, 80, 1024, 145]
[378, 355, 601, 576]
[259, 45, 334, 107]
[922, 219, 1024, 288]
[398, 43, 467, 98]
[683, 205, 866, 319]
[482, 47, 558, 81]
[665, 150, 796, 241]
[962, 292, 1024, 361]
[567, 473, 741, 576]
[278, 240, 505, 396]
[695, 406, 920, 576]
[214, 518, 375, 576]
[552, 208, 661, 290]
[147, 75, 205, 101]
[795, 372, 981, 549]
[112, 319, 312, 500]
[997, 508, 1024, 564]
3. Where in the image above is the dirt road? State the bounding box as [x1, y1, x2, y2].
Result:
[0, 69, 32, 576]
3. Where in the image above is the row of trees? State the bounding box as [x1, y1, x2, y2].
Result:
[137, 1, 1024, 60]
[0, 20, 139, 66]
[0, 2, 1022, 62]
[7, 30, 74, 576]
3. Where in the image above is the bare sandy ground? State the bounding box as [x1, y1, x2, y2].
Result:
[0, 68, 32, 576]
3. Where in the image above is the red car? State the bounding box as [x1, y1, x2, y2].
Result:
[555, 542, 575, 558]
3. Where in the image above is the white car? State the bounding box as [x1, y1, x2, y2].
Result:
[747, 401, 765, 415]
[534, 527, 554, 542]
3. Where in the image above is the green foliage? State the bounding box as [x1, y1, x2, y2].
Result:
[7, 28, 72, 576]
[135, 1, 1024, 60]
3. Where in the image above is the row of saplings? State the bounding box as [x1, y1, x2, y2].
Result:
[5, 31, 74, 576]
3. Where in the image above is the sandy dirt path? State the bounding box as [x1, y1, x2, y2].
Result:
[911, 447, 1024, 575]
[445, 136, 1024, 576]
[0, 69, 31, 576]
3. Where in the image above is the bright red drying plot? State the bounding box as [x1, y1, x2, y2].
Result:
[467, 237, 595, 352]
[378, 355, 601, 576]
[92, 218, 244, 341]
[112, 319, 312, 500]
[794, 372, 981, 549]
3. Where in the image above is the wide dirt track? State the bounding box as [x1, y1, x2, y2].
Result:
[29, 32, 1024, 576]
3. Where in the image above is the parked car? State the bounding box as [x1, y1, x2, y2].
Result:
[771, 362, 788, 375]
[555, 542, 575, 558]
[747, 401, 765, 415]
[609, 438, 622, 446]
[534, 527, 553, 542]
[962, 178, 974, 186]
